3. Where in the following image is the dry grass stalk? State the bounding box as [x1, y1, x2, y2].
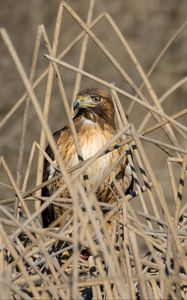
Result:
[0, 1, 187, 299]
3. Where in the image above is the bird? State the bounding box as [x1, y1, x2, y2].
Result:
[42, 88, 133, 228]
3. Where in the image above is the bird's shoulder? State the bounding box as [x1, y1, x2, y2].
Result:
[46, 124, 72, 155]
[43, 126, 68, 179]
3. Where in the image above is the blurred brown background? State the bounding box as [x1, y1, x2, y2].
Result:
[0, 0, 187, 202]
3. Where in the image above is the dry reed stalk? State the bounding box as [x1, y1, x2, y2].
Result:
[0, 157, 34, 221]
[61, 2, 187, 145]
[174, 156, 187, 223]
[0, 12, 105, 132]
[35, 3, 64, 211]
[0, 28, 78, 211]
[127, 19, 187, 115]
[77, 205, 115, 299]
[78, 187, 124, 296]
[45, 54, 187, 135]
[0, 226, 40, 299]
[16, 25, 43, 193]
[22, 141, 60, 192]
[122, 200, 137, 299]
[111, 92, 155, 230]
[0, 225, 10, 300]
[72, 0, 96, 102]
[105, 13, 179, 149]
[167, 157, 183, 206]
[0, 1, 187, 299]
[130, 231, 148, 299]
[132, 129, 187, 269]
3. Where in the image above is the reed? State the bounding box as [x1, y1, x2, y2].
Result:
[0, 1, 187, 299]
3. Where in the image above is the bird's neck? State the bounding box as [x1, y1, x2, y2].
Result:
[75, 108, 115, 129]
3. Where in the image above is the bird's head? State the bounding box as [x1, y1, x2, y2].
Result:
[73, 88, 115, 127]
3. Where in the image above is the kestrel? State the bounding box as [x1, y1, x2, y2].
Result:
[42, 88, 133, 227]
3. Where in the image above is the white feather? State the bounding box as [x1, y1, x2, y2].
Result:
[47, 164, 56, 180]
[68, 129, 111, 186]
[82, 119, 96, 126]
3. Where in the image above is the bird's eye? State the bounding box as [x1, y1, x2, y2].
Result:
[92, 96, 102, 103]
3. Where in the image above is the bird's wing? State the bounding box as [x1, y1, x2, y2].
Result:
[41, 110, 81, 227]
[115, 143, 134, 196]
[41, 127, 67, 227]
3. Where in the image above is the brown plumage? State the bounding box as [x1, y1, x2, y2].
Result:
[42, 88, 133, 227]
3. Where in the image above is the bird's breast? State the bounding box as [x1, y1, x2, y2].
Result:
[65, 123, 116, 185]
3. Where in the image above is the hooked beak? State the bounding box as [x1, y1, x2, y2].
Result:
[73, 95, 94, 110]
[73, 96, 85, 110]
[73, 99, 81, 110]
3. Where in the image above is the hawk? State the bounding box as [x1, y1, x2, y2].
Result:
[42, 88, 133, 227]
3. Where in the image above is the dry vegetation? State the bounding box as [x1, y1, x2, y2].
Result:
[0, 1, 187, 299]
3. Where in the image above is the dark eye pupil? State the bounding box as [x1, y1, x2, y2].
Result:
[93, 96, 101, 102]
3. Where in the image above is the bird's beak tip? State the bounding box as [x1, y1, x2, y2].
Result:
[73, 95, 85, 110]
[73, 100, 81, 110]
